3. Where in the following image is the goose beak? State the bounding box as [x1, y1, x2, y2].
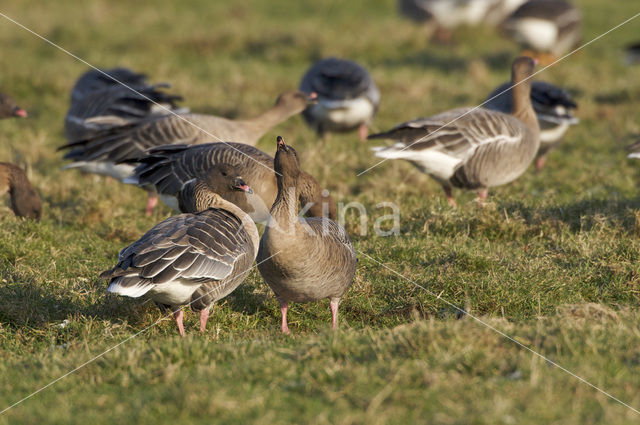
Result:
[306, 92, 318, 105]
[277, 135, 288, 152]
[13, 108, 27, 118]
[234, 177, 253, 194]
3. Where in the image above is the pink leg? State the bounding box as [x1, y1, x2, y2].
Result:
[477, 188, 488, 208]
[199, 309, 210, 333]
[443, 186, 457, 208]
[280, 302, 290, 334]
[173, 308, 186, 337]
[330, 299, 340, 330]
[535, 156, 546, 171]
[145, 192, 158, 216]
[358, 123, 368, 142]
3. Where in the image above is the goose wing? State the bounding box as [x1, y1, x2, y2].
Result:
[101, 208, 252, 297]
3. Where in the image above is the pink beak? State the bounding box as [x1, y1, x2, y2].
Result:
[14, 109, 27, 118]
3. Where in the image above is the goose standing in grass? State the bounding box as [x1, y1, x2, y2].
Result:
[257, 137, 356, 334]
[101, 166, 258, 337]
[65, 67, 183, 143]
[0, 162, 41, 220]
[484, 80, 578, 170]
[299, 57, 379, 141]
[125, 142, 337, 222]
[0, 92, 27, 119]
[370, 56, 539, 206]
[503, 0, 581, 61]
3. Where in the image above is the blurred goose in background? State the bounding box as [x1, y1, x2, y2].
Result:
[101, 167, 258, 337]
[503, 0, 581, 62]
[299, 57, 379, 141]
[398, 0, 525, 41]
[257, 137, 356, 334]
[625, 141, 640, 160]
[0, 162, 41, 220]
[624, 42, 640, 65]
[125, 142, 337, 222]
[0, 92, 27, 119]
[65, 67, 183, 143]
[484, 80, 578, 170]
[370, 57, 539, 206]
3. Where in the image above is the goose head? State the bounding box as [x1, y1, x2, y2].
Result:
[273, 90, 317, 115]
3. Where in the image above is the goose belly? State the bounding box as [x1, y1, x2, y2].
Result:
[147, 279, 203, 306]
[539, 121, 570, 144]
[374, 146, 461, 182]
[509, 18, 558, 51]
[63, 161, 135, 182]
[308, 98, 374, 130]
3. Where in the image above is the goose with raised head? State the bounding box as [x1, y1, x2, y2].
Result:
[65, 67, 183, 143]
[0, 92, 27, 119]
[125, 142, 337, 222]
[503, 0, 581, 60]
[370, 56, 539, 206]
[299, 57, 379, 141]
[0, 162, 41, 220]
[101, 166, 257, 336]
[484, 80, 578, 170]
[257, 136, 356, 334]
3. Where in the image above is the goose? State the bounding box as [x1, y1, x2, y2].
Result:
[0, 162, 42, 220]
[484, 80, 578, 169]
[257, 137, 356, 334]
[398, 0, 513, 42]
[0, 92, 27, 119]
[369, 56, 539, 206]
[65, 67, 183, 143]
[626, 141, 640, 160]
[503, 0, 581, 60]
[299, 57, 380, 141]
[124, 142, 337, 222]
[101, 166, 258, 336]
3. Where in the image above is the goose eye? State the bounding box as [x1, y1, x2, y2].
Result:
[221, 171, 228, 176]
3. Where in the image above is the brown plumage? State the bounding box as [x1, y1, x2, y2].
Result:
[257, 137, 356, 334]
[59, 90, 315, 174]
[0, 92, 27, 119]
[126, 142, 337, 222]
[0, 162, 41, 220]
[370, 56, 539, 206]
[65, 67, 183, 143]
[101, 166, 258, 336]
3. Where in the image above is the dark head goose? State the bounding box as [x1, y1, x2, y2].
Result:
[101, 165, 258, 336]
[257, 136, 356, 334]
[370, 56, 539, 206]
[0, 92, 27, 119]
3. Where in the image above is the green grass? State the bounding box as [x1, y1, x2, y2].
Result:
[1, 0, 640, 423]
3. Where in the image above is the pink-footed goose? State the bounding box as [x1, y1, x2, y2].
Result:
[65, 67, 183, 143]
[484, 80, 578, 170]
[0, 92, 27, 119]
[370, 56, 539, 206]
[125, 142, 337, 222]
[59, 90, 314, 214]
[0, 162, 41, 220]
[299, 57, 380, 141]
[101, 166, 258, 336]
[503, 0, 581, 61]
[257, 137, 356, 334]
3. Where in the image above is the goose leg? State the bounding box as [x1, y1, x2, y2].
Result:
[477, 188, 489, 208]
[199, 308, 210, 333]
[330, 299, 340, 330]
[535, 156, 546, 171]
[358, 123, 368, 142]
[443, 186, 457, 208]
[145, 192, 158, 216]
[173, 308, 186, 337]
[280, 302, 291, 334]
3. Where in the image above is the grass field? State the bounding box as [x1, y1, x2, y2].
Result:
[1, 0, 640, 423]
